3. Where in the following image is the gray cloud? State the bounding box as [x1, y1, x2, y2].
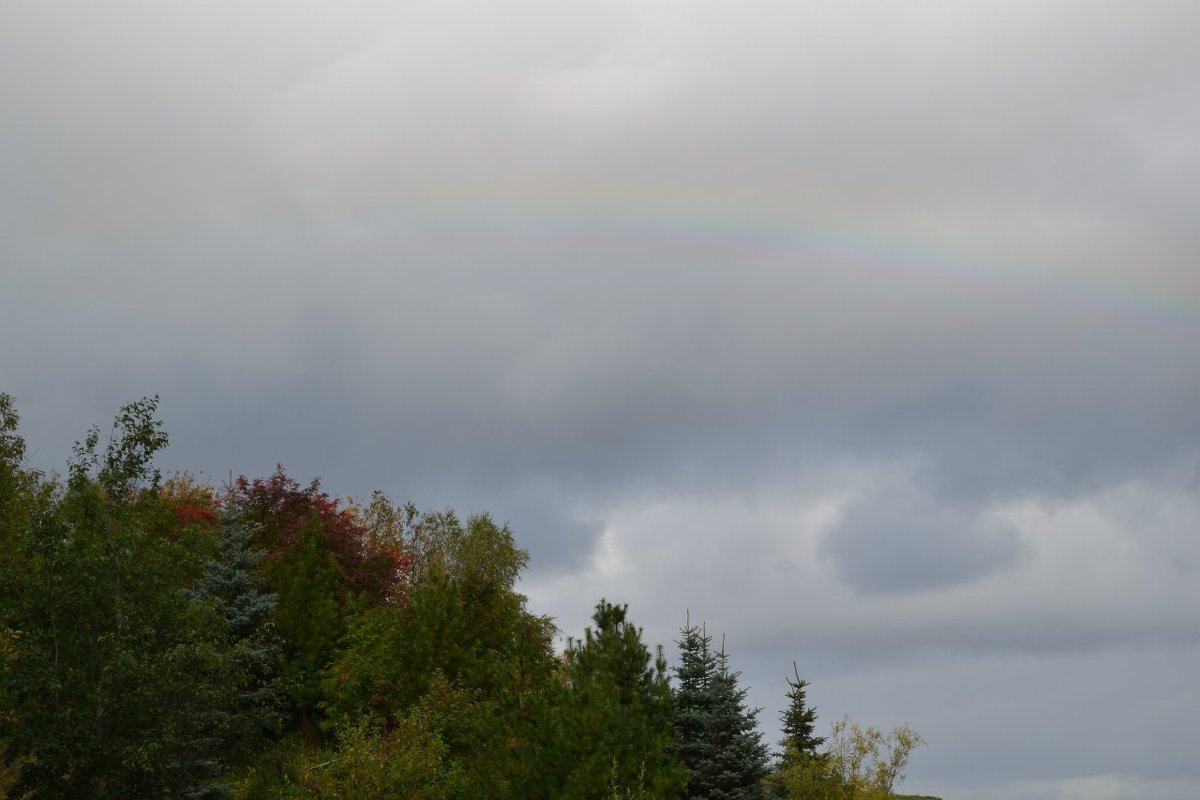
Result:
[3, 1, 1200, 796]
[820, 484, 1025, 593]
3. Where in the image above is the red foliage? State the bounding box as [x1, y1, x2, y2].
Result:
[229, 466, 413, 604]
[158, 473, 220, 530]
[173, 504, 218, 526]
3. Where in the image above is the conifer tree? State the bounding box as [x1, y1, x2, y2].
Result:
[558, 599, 685, 799]
[192, 513, 276, 638]
[764, 664, 828, 798]
[706, 642, 770, 799]
[779, 663, 824, 760]
[187, 511, 284, 772]
[672, 616, 718, 789]
[672, 618, 769, 800]
[272, 517, 344, 727]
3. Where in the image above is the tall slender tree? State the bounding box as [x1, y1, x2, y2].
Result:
[765, 664, 829, 798]
[779, 663, 824, 759]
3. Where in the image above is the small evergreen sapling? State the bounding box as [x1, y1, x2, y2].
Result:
[779, 663, 824, 759]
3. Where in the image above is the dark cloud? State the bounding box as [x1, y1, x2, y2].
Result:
[820, 485, 1025, 594]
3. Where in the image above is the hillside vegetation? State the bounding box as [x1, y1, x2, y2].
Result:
[0, 395, 928, 799]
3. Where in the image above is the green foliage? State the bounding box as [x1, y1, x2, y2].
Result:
[322, 509, 561, 799]
[766, 663, 828, 797]
[707, 646, 771, 799]
[0, 394, 23, 466]
[672, 617, 718, 785]
[187, 512, 286, 767]
[769, 746, 843, 800]
[408, 509, 530, 596]
[672, 618, 770, 800]
[68, 395, 168, 497]
[0, 394, 934, 799]
[273, 517, 345, 726]
[0, 393, 37, 537]
[323, 512, 548, 728]
[770, 715, 925, 800]
[0, 626, 24, 798]
[0, 394, 53, 641]
[0, 393, 36, 744]
[607, 759, 657, 800]
[230, 471, 414, 735]
[557, 600, 686, 799]
[232, 717, 467, 800]
[0, 398, 254, 798]
[191, 511, 278, 640]
[323, 568, 468, 725]
[780, 664, 824, 759]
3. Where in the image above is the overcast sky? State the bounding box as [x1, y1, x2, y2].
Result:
[3, 1, 1199, 797]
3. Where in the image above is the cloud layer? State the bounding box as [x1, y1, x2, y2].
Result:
[3, 1, 1198, 797]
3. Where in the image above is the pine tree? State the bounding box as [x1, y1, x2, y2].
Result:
[558, 599, 686, 799]
[672, 618, 769, 800]
[272, 517, 344, 727]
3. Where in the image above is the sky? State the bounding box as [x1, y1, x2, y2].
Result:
[2, 1, 1199, 796]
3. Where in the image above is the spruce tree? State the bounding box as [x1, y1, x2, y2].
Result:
[186, 512, 284, 777]
[672, 619, 769, 800]
[191, 512, 277, 639]
[705, 642, 770, 800]
[672, 616, 718, 791]
[779, 663, 824, 759]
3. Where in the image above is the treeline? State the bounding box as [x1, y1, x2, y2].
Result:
[0, 396, 924, 799]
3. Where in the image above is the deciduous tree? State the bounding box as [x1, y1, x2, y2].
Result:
[321, 510, 560, 798]
[0, 398, 251, 798]
[822, 716, 925, 799]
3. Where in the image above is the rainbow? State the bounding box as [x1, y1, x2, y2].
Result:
[384, 201, 1199, 328]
